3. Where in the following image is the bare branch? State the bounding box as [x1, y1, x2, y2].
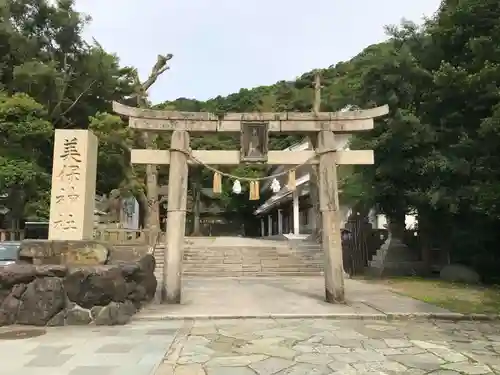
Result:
[50, 55, 73, 120]
[56, 79, 96, 124]
[139, 54, 173, 98]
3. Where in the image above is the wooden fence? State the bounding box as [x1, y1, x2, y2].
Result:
[92, 229, 165, 244]
[0, 230, 25, 241]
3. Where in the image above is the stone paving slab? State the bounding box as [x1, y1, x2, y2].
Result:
[154, 318, 500, 375]
[0, 322, 184, 375]
[137, 277, 451, 320]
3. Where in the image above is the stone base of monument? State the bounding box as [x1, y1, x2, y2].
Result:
[0, 240, 157, 327]
[367, 236, 427, 277]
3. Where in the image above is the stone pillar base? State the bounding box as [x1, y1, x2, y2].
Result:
[368, 235, 424, 277]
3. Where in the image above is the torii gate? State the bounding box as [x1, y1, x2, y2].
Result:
[113, 101, 389, 304]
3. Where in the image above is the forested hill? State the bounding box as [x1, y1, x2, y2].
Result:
[155, 41, 392, 156]
[152, 42, 391, 219]
[159, 41, 391, 122]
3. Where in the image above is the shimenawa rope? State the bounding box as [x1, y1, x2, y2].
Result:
[169, 147, 336, 182]
[169, 147, 337, 200]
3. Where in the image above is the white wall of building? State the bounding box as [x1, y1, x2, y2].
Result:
[255, 136, 418, 236]
[369, 213, 418, 230]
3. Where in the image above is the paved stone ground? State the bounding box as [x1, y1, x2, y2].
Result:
[1, 277, 494, 375]
[140, 277, 451, 319]
[4, 319, 500, 375]
[155, 318, 500, 375]
[0, 323, 177, 375]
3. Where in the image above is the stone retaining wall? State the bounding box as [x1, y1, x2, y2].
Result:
[0, 240, 156, 326]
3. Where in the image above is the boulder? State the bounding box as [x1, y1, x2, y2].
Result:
[107, 245, 150, 263]
[0, 264, 37, 287]
[137, 253, 156, 274]
[112, 254, 155, 279]
[94, 301, 136, 325]
[19, 240, 110, 265]
[143, 274, 157, 299]
[0, 289, 9, 306]
[112, 255, 157, 300]
[136, 254, 157, 298]
[127, 283, 148, 306]
[35, 265, 68, 278]
[47, 310, 66, 326]
[10, 283, 27, 298]
[0, 242, 156, 327]
[90, 306, 104, 319]
[16, 277, 66, 326]
[0, 264, 69, 288]
[18, 240, 55, 259]
[440, 264, 481, 284]
[64, 266, 127, 308]
[0, 293, 22, 325]
[65, 304, 92, 325]
[56, 241, 110, 265]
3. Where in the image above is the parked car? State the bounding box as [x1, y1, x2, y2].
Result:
[0, 241, 21, 266]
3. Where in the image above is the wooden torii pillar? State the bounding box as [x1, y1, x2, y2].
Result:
[113, 101, 388, 304]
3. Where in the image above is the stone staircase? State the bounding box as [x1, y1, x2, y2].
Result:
[152, 237, 324, 279]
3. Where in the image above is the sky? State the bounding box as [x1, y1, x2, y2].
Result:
[74, 0, 442, 104]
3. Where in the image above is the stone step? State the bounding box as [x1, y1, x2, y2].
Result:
[181, 257, 323, 262]
[156, 256, 323, 262]
[182, 272, 323, 277]
[154, 271, 324, 277]
[369, 260, 382, 267]
[183, 245, 299, 249]
[176, 263, 324, 268]
[182, 252, 324, 258]
[152, 243, 324, 277]
[166, 253, 323, 258]
[183, 255, 322, 260]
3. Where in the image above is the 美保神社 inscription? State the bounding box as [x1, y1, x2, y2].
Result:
[48, 130, 98, 241]
[53, 137, 82, 232]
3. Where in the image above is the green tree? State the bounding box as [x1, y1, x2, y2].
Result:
[0, 0, 137, 225]
[0, 92, 53, 222]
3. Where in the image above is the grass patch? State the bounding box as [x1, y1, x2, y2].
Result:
[361, 276, 500, 314]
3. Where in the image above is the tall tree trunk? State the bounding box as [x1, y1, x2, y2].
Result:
[133, 54, 173, 239]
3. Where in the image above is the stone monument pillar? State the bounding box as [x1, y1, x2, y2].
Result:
[48, 130, 98, 240]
